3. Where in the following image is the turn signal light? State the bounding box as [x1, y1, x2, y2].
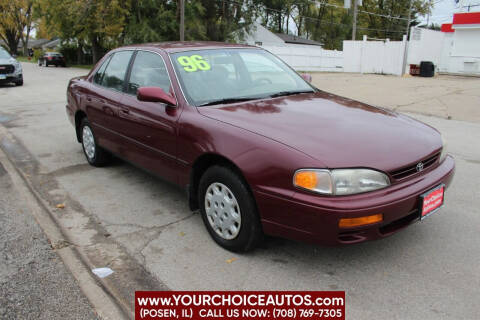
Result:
[294, 171, 318, 190]
[339, 214, 383, 228]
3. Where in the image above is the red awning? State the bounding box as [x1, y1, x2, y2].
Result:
[452, 12, 480, 25]
[441, 23, 454, 33]
[441, 12, 480, 32]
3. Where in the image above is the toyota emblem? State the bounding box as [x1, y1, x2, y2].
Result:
[416, 162, 424, 172]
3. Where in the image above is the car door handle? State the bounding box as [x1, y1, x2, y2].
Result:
[120, 106, 130, 114]
[86, 97, 92, 102]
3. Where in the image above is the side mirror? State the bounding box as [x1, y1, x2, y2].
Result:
[137, 87, 177, 106]
[300, 73, 312, 83]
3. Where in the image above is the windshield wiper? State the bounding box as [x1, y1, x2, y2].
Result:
[197, 97, 259, 107]
[268, 90, 315, 98]
[197, 90, 315, 107]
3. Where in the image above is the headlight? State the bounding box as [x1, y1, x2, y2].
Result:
[12, 61, 21, 72]
[439, 135, 448, 162]
[294, 169, 390, 196]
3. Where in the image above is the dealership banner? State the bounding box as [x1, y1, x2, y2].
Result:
[135, 291, 345, 320]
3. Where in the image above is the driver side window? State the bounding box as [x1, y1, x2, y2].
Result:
[127, 51, 171, 95]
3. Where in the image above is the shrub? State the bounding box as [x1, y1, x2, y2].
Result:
[33, 48, 45, 61]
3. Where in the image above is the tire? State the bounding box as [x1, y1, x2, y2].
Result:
[80, 118, 111, 167]
[198, 165, 262, 252]
[14, 75, 23, 86]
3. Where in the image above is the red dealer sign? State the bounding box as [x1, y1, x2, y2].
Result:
[135, 291, 345, 320]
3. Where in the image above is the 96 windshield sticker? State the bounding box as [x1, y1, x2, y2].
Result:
[177, 55, 211, 72]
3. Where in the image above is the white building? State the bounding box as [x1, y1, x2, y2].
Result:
[439, 12, 480, 75]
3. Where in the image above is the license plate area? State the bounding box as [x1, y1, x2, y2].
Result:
[420, 184, 445, 220]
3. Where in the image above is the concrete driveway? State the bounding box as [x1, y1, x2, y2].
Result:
[1, 63, 479, 319]
[312, 72, 480, 123]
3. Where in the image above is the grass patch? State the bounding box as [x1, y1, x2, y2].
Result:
[16, 56, 35, 63]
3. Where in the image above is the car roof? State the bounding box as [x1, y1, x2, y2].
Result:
[120, 41, 257, 53]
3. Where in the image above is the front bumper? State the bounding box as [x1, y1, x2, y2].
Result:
[0, 73, 22, 84]
[256, 155, 455, 245]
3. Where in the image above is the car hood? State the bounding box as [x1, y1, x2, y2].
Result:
[0, 58, 17, 65]
[197, 91, 441, 172]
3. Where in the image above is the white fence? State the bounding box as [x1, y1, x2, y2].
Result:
[261, 37, 407, 76]
[260, 27, 479, 76]
[343, 36, 407, 76]
[262, 45, 343, 72]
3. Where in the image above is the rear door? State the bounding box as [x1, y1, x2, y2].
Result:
[85, 50, 134, 154]
[115, 50, 181, 183]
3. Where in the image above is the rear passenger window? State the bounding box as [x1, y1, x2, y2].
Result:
[93, 55, 112, 85]
[100, 51, 133, 92]
[127, 51, 171, 95]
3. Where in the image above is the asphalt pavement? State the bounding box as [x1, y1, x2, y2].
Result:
[0, 62, 479, 320]
[0, 160, 99, 319]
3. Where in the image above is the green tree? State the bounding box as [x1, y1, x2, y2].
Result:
[195, 0, 257, 41]
[0, 0, 37, 55]
[255, 0, 293, 34]
[124, 0, 257, 44]
[39, 0, 131, 62]
[356, 0, 432, 40]
[123, 0, 179, 44]
[0, 1, 21, 54]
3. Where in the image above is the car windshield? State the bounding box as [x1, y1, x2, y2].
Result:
[0, 49, 12, 59]
[170, 48, 315, 106]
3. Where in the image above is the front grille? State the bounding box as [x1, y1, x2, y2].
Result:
[0, 64, 14, 74]
[390, 153, 440, 180]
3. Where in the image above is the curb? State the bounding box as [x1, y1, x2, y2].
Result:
[0, 125, 168, 319]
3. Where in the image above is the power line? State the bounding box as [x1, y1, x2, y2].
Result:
[308, 0, 410, 21]
[220, 0, 407, 34]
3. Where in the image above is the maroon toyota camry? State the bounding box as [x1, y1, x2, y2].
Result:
[66, 42, 455, 252]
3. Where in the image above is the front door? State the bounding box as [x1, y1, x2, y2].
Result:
[115, 50, 181, 184]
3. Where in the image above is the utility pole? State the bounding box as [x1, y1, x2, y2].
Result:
[401, 0, 413, 75]
[180, 0, 185, 41]
[426, 0, 432, 27]
[352, 0, 358, 40]
[405, 0, 412, 38]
